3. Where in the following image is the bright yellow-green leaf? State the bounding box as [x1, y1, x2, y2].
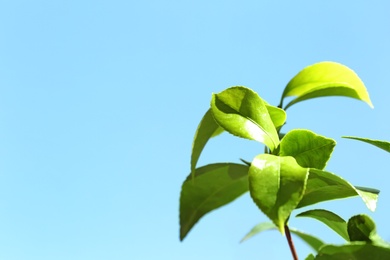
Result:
[279, 129, 336, 170]
[265, 103, 287, 130]
[248, 154, 309, 233]
[280, 62, 374, 110]
[211, 86, 279, 151]
[179, 163, 249, 240]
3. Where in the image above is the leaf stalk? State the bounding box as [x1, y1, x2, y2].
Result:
[285, 224, 299, 260]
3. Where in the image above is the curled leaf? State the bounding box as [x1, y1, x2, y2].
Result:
[211, 86, 279, 151]
[280, 62, 373, 110]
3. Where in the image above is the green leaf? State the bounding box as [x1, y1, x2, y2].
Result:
[210, 86, 279, 151]
[290, 228, 325, 252]
[348, 214, 389, 247]
[241, 222, 324, 252]
[296, 209, 349, 241]
[240, 222, 276, 242]
[265, 103, 287, 130]
[248, 154, 309, 233]
[348, 214, 376, 242]
[305, 254, 315, 260]
[190, 109, 224, 178]
[179, 163, 249, 240]
[279, 129, 336, 169]
[343, 136, 390, 153]
[314, 243, 390, 260]
[280, 61, 373, 110]
[298, 169, 379, 211]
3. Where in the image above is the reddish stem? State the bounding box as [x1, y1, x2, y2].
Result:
[285, 224, 299, 260]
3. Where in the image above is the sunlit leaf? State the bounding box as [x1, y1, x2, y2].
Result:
[179, 163, 249, 240]
[280, 61, 373, 110]
[190, 109, 224, 178]
[297, 169, 379, 211]
[265, 103, 287, 130]
[248, 154, 309, 233]
[279, 129, 336, 169]
[210, 86, 279, 151]
[296, 209, 349, 241]
[343, 136, 390, 153]
[314, 243, 390, 259]
[241, 222, 324, 252]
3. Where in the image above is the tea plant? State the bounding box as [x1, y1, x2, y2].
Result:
[179, 61, 390, 259]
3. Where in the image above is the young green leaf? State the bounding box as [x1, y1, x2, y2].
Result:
[179, 163, 249, 240]
[348, 214, 376, 242]
[241, 222, 324, 252]
[265, 103, 287, 130]
[343, 136, 390, 153]
[190, 109, 224, 178]
[280, 61, 373, 110]
[348, 215, 389, 248]
[210, 86, 279, 151]
[248, 154, 309, 233]
[296, 209, 349, 241]
[297, 169, 379, 211]
[314, 243, 390, 259]
[279, 129, 336, 169]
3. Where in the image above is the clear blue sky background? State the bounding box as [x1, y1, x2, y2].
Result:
[0, 1, 389, 259]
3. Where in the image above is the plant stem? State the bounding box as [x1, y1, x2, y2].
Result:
[285, 224, 298, 260]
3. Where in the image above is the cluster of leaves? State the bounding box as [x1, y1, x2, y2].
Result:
[179, 62, 390, 259]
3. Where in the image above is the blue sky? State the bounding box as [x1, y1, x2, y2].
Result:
[0, 1, 389, 259]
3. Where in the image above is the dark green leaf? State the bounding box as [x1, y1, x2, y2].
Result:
[249, 154, 309, 233]
[296, 209, 349, 241]
[314, 243, 390, 260]
[347, 215, 390, 247]
[190, 109, 224, 178]
[298, 169, 379, 211]
[343, 136, 390, 153]
[179, 163, 249, 240]
[280, 62, 373, 110]
[210, 86, 279, 151]
[241, 222, 324, 252]
[279, 129, 336, 169]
